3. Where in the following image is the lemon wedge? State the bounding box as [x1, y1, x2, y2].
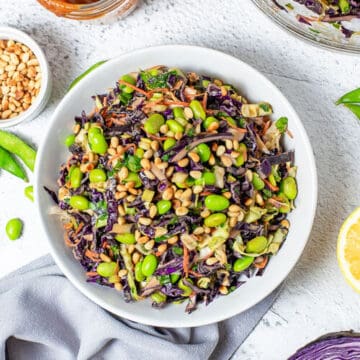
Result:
[337, 207, 360, 292]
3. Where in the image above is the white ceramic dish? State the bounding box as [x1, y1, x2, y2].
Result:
[34, 45, 317, 328]
[0, 27, 52, 128]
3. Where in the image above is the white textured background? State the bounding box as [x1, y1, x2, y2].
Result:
[0, 0, 360, 359]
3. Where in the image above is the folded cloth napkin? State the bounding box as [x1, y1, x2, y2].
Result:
[0, 255, 281, 360]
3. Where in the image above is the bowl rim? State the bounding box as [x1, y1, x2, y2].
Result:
[34, 44, 318, 327]
[0, 26, 52, 128]
[251, 0, 360, 55]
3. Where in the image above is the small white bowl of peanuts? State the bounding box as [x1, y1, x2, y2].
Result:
[0, 27, 51, 128]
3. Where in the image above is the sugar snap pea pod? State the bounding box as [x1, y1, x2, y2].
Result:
[0, 146, 27, 181]
[0, 130, 36, 171]
[336, 87, 360, 105]
[344, 103, 360, 120]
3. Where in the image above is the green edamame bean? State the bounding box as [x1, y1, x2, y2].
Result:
[233, 256, 254, 272]
[144, 114, 165, 134]
[123, 172, 142, 188]
[88, 127, 108, 155]
[166, 119, 184, 133]
[196, 143, 211, 162]
[204, 194, 230, 211]
[280, 177, 297, 200]
[277, 193, 291, 214]
[203, 116, 219, 130]
[178, 278, 193, 296]
[163, 138, 176, 151]
[173, 107, 186, 120]
[189, 100, 206, 120]
[235, 143, 247, 166]
[170, 273, 180, 283]
[156, 200, 172, 215]
[151, 292, 167, 303]
[115, 233, 136, 245]
[70, 166, 83, 189]
[246, 236, 268, 253]
[135, 261, 145, 282]
[141, 254, 158, 277]
[5, 218, 23, 241]
[24, 185, 34, 202]
[97, 262, 117, 277]
[252, 173, 265, 190]
[204, 213, 227, 227]
[69, 195, 89, 210]
[89, 168, 107, 183]
[224, 116, 237, 126]
[135, 148, 144, 158]
[120, 74, 136, 93]
[65, 134, 75, 147]
[195, 172, 216, 186]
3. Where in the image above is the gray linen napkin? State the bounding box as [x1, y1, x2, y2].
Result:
[0, 255, 280, 360]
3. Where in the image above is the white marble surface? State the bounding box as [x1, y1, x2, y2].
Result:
[0, 0, 360, 358]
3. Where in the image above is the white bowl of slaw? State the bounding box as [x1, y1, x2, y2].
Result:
[34, 45, 317, 327]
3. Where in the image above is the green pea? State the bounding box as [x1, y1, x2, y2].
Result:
[123, 172, 142, 188]
[120, 74, 136, 93]
[195, 143, 211, 162]
[135, 148, 144, 158]
[156, 200, 172, 215]
[233, 256, 254, 272]
[178, 278, 193, 296]
[70, 166, 83, 189]
[252, 173, 265, 190]
[173, 107, 186, 120]
[189, 100, 206, 120]
[64, 134, 75, 147]
[163, 138, 176, 151]
[280, 177, 297, 200]
[5, 218, 23, 241]
[277, 193, 291, 214]
[97, 262, 117, 277]
[115, 233, 135, 245]
[135, 261, 145, 282]
[166, 119, 184, 133]
[246, 236, 268, 254]
[144, 114, 165, 134]
[203, 116, 219, 130]
[204, 194, 230, 211]
[141, 254, 158, 277]
[170, 273, 180, 283]
[88, 127, 108, 155]
[24, 185, 34, 202]
[89, 168, 107, 183]
[204, 213, 227, 227]
[69, 195, 89, 210]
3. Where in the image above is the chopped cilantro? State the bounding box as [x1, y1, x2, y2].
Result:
[124, 154, 142, 172]
[140, 70, 177, 90]
[159, 275, 171, 285]
[259, 103, 270, 112]
[172, 246, 183, 256]
[275, 117, 288, 134]
[161, 154, 170, 162]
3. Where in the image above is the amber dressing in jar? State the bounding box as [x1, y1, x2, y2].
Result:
[37, 0, 137, 20]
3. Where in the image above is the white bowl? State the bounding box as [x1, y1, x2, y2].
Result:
[34, 45, 317, 327]
[0, 27, 52, 128]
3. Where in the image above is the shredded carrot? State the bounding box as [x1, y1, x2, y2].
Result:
[85, 249, 100, 262]
[200, 191, 212, 196]
[63, 222, 73, 230]
[262, 120, 271, 135]
[118, 80, 150, 98]
[75, 222, 84, 235]
[86, 271, 98, 277]
[147, 134, 168, 141]
[202, 92, 208, 111]
[254, 256, 268, 269]
[183, 246, 189, 277]
[188, 270, 202, 278]
[264, 179, 279, 192]
[64, 233, 81, 248]
[163, 100, 190, 107]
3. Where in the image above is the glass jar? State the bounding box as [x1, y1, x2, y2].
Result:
[37, 0, 138, 21]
